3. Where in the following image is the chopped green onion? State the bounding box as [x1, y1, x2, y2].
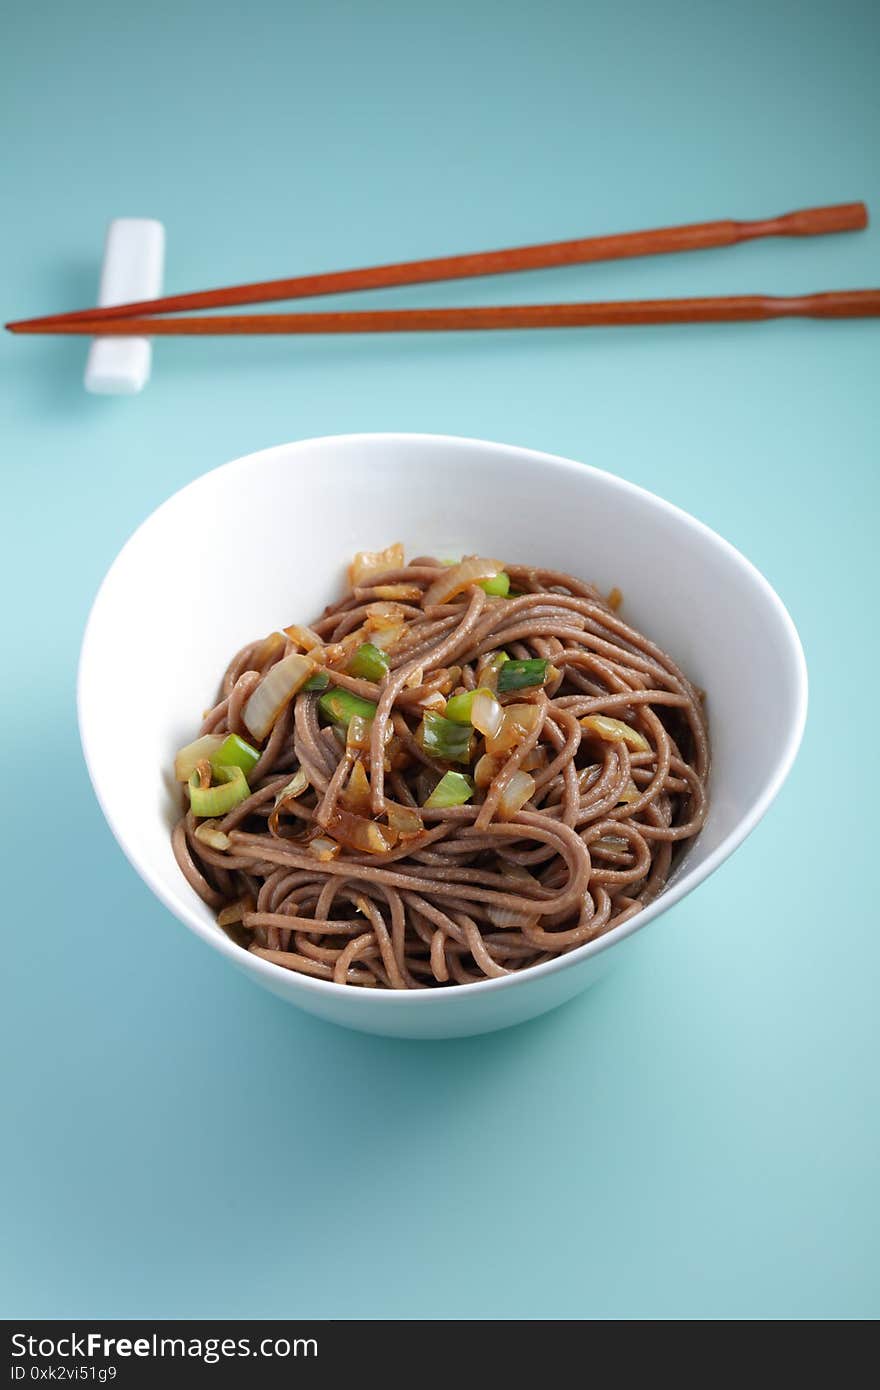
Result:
[418, 711, 473, 764]
[212, 733, 260, 776]
[479, 571, 510, 597]
[445, 687, 492, 725]
[348, 642, 390, 682]
[443, 686, 503, 738]
[497, 658, 549, 693]
[318, 688, 378, 729]
[188, 764, 250, 818]
[423, 771, 474, 808]
[303, 670, 330, 691]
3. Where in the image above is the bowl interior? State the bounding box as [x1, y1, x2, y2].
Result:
[79, 434, 806, 995]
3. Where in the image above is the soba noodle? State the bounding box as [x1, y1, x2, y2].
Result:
[171, 547, 709, 988]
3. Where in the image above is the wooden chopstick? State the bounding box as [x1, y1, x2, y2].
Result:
[5, 202, 867, 333]
[10, 290, 880, 334]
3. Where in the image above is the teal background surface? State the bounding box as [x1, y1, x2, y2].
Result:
[2, 0, 878, 1320]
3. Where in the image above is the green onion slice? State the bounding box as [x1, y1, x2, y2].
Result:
[423, 771, 475, 808]
[443, 687, 502, 741]
[418, 711, 473, 764]
[478, 571, 511, 597]
[212, 733, 260, 776]
[444, 688, 482, 725]
[302, 671, 330, 692]
[318, 688, 378, 729]
[496, 658, 549, 693]
[188, 764, 250, 818]
[348, 642, 390, 682]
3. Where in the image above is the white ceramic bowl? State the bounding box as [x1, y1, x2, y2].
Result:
[78, 433, 807, 1038]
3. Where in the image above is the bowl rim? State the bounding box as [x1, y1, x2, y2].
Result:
[78, 431, 808, 1007]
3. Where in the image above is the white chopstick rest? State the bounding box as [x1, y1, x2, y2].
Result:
[84, 219, 165, 395]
